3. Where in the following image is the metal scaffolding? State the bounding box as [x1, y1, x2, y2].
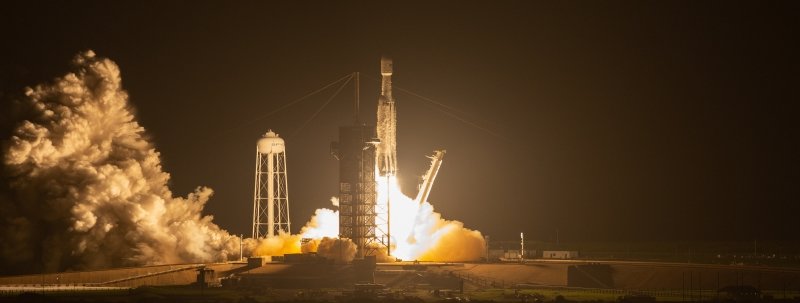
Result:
[332, 125, 379, 258]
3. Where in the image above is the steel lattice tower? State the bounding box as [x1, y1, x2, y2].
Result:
[252, 130, 291, 239]
[332, 125, 379, 259]
[332, 58, 398, 259]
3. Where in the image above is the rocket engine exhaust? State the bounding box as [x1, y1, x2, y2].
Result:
[0, 52, 486, 274]
[0, 51, 239, 273]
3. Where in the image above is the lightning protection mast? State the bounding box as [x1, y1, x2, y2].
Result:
[252, 130, 291, 238]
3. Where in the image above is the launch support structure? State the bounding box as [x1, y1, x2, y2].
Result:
[332, 71, 385, 259]
[331, 124, 379, 259]
[331, 57, 406, 258]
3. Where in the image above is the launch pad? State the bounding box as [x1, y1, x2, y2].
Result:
[4, 259, 800, 302]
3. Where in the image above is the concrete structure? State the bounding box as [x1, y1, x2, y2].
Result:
[488, 249, 536, 261]
[4, 261, 800, 296]
[252, 130, 291, 238]
[195, 267, 217, 288]
[0, 263, 245, 288]
[543, 250, 580, 259]
[247, 256, 271, 267]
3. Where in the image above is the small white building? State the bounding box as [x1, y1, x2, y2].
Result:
[542, 250, 579, 259]
[489, 249, 536, 261]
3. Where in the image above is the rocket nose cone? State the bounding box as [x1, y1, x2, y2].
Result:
[381, 56, 393, 75]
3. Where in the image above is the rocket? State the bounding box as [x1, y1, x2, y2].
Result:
[376, 56, 397, 176]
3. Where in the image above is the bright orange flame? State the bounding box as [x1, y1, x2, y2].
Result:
[254, 171, 485, 262]
[377, 173, 485, 261]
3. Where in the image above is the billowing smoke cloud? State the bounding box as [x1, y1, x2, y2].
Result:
[0, 51, 239, 273]
[300, 189, 486, 262]
[302, 237, 357, 264]
[379, 176, 486, 262]
[0, 51, 486, 274]
[245, 232, 302, 257]
[299, 208, 339, 239]
[410, 204, 486, 262]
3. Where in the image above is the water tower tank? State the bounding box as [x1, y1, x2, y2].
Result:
[257, 130, 285, 154]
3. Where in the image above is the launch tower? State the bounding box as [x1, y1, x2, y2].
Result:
[333, 56, 398, 258]
[331, 124, 379, 259]
[252, 130, 291, 238]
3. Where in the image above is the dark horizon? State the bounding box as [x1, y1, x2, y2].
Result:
[1, 1, 798, 244]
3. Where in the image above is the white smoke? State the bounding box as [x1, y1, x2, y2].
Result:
[0, 51, 238, 273]
[301, 237, 357, 264]
[299, 208, 339, 239]
[0, 51, 486, 274]
[378, 175, 486, 262]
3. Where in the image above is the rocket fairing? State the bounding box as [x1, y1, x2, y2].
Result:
[376, 56, 397, 176]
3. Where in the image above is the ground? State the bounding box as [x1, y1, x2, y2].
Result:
[2, 260, 800, 302]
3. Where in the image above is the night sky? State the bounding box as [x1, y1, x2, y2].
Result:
[1, 1, 798, 243]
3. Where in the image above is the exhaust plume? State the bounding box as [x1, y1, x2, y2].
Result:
[302, 237, 357, 264]
[378, 175, 486, 262]
[244, 232, 302, 257]
[0, 51, 486, 274]
[0, 51, 238, 273]
[299, 208, 340, 239]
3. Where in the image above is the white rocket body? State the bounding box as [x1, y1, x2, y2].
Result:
[377, 56, 397, 177]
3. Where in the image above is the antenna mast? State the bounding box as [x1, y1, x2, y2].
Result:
[354, 72, 360, 124]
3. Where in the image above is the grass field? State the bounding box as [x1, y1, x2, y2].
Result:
[465, 287, 800, 302]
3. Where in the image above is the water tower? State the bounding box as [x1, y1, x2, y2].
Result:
[252, 130, 291, 238]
